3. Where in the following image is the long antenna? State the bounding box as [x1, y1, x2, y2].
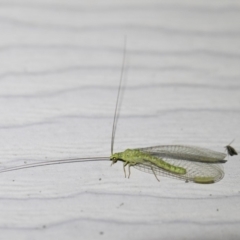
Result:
[111, 37, 127, 155]
[0, 157, 109, 174]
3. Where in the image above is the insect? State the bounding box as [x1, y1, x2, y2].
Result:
[0, 39, 227, 184]
[225, 140, 238, 156]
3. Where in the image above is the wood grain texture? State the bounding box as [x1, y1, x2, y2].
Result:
[0, 1, 240, 239]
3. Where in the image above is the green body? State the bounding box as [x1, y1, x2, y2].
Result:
[110, 148, 220, 184]
[111, 149, 186, 175]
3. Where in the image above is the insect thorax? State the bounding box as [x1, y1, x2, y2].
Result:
[110, 149, 144, 163]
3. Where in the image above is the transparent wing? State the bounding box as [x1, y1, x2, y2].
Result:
[137, 145, 227, 163]
[133, 156, 224, 183]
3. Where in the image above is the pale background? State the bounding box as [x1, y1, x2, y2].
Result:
[0, 1, 240, 239]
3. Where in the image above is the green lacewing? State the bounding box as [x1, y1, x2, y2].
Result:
[0, 39, 228, 184]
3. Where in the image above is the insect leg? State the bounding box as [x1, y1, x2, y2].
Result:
[128, 163, 137, 179]
[128, 164, 131, 178]
[151, 166, 160, 182]
[123, 162, 129, 178]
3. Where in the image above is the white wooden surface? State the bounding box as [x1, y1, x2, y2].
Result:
[0, 1, 240, 239]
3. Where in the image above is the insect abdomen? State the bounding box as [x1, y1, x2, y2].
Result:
[145, 155, 186, 175]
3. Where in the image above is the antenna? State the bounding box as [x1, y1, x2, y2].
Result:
[111, 37, 127, 154]
[0, 157, 109, 174]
